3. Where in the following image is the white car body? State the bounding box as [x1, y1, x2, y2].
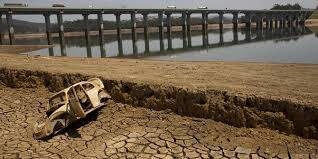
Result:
[33, 78, 111, 139]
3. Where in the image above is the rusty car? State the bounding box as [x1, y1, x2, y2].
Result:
[33, 78, 111, 139]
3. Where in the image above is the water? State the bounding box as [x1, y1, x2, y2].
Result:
[21, 26, 318, 64]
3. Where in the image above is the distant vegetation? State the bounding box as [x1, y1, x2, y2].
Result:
[0, 19, 45, 33]
[309, 11, 318, 19]
[270, 3, 302, 10]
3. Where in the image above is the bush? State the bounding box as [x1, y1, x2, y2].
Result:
[271, 3, 302, 10]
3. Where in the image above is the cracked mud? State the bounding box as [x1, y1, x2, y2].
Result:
[1, 86, 318, 159]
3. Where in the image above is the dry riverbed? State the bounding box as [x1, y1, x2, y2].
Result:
[1, 86, 318, 158]
[0, 52, 318, 158]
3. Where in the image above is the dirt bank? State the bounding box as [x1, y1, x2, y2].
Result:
[0, 45, 53, 54]
[305, 19, 318, 27]
[0, 54, 318, 139]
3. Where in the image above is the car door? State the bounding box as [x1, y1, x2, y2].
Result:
[67, 86, 85, 118]
[82, 83, 100, 107]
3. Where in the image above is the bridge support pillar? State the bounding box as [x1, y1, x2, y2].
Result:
[44, 13, 53, 46]
[131, 12, 138, 55]
[282, 16, 286, 28]
[259, 16, 264, 30]
[98, 12, 106, 58]
[219, 31, 224, 45]
[245, 13, 252, 28]
[256, 15, 263, 30]
[265, 16, 269, 29]
[299, 13, 305, 25]
[295, 14, 299, 27]
[142, 13, 149, 53]
[275, 16, 279, 29]
[287, 15, 292, 27]
[83, 13, 92, 58]
[232, 12, 239, 31]
[186, 12, 192, 47]
[6, 12, 14, 45]
[202, 12, 208, 46]
[181, 12, 188, 48]
[166, 12, 172, 50]
[245, 28, 251, 42]
[115, 13, 123, 56]
[44, 13, 54, 56]
[57, 12, 66, 56]
[219, 12, 224, 33]
[279, 16, 283, 28]
[269, 15, 273, 29]
[0, 14, 4, 45]
[233, 27, 238, 44]
[158, 12, 165, 51]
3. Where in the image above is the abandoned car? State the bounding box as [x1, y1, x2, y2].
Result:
[33, 78, 111, 139]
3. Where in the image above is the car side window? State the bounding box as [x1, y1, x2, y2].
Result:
[82, 83, 95, 91]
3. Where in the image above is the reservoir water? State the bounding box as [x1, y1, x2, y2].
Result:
[19, 26, 318, 64]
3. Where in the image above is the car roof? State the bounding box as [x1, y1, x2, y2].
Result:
[50, 81, 94, 98]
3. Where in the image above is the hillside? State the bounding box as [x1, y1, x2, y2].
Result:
[309, 10, 318, 19]
[0, 18, 45, 33]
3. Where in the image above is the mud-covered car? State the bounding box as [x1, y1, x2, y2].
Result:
[33, 78, 111, 139]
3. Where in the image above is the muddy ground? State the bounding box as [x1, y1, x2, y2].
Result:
[0, 45, 53, 54]
[1, 85, 318, 158]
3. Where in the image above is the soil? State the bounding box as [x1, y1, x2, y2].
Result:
[305, 19, 318, 27]
[0, 45, 53, 54]
[1, 86, 318, 158]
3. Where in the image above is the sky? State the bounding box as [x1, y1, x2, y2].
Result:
[1, 0, 317, 22]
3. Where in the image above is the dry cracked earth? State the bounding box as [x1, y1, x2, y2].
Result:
[1, 85, 318, 159]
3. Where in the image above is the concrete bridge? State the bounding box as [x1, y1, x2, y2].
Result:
[0, 7, 315, 56]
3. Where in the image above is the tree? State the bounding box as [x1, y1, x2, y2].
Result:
[271, 3, 302, 10]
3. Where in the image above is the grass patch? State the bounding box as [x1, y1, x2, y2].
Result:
[309, 11, 318, 19]
[309, 27, 318, 33]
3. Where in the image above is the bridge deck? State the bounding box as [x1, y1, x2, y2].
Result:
[0, 7, 315, 15]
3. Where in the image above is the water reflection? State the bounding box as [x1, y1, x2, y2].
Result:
[23, 26, 317, 63]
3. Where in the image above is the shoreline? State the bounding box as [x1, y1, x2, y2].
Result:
[0, 45, 53, 54]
